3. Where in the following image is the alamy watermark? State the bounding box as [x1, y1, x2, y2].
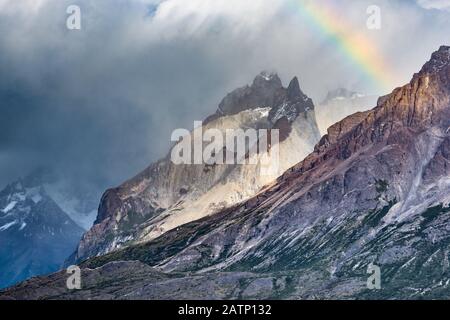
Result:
[66, 5, 81, 30]
[366, 5, 381, 30]
[66, 265, 81, 290]
[170, 121, 280, 177]
[367, 263, 381, 290]
[64, 5, 380, 31]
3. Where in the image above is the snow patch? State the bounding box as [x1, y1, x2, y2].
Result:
[253, 107, 270, 119]
[271, 101, 298, 123]
[2, 201, 17, 213]
[260, 72, 275, 81]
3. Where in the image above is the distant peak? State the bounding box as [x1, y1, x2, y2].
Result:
[213, 71, 314, 121]
[323, 88, 365, 104]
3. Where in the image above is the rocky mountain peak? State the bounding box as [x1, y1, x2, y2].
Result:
[286, 76, 302, 100]
[268, 76, 315, 125]
[214, 71, 314, 121]
[215, 71, 284, 117]
[374, 46, 450, 129]
[207, 71, 317, 126]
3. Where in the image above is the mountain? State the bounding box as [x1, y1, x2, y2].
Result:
[43, 177, 98, 231]
[2, 169, 98, 230]
[67, 71, 322, 264]
[0, 170, 84, 289]
[1, 45, 450, 300]
[315, 88, 378, 135]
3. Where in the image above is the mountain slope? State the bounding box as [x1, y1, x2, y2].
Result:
[0, 172, 84, 289]
[2, 46, 450, 300]
[43, 177, 98, 231]
[69, 72, 322, 264]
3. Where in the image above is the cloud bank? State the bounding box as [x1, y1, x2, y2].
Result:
[0, 0, 449, 197]
[417, 0, 450, 10]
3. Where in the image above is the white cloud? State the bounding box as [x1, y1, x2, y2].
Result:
[0, 0, 49, 13]
[417, 0, 450, 10]
[0, 0, 449, 189]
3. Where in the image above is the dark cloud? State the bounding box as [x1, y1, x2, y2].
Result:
[0, 0, 237, 192]
[0, 0, 449, 197]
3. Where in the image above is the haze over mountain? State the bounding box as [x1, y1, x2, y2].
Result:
[3, 46, 449, 300]
[2, 0, 450, 200]
[68, 72, 322, 264]
[316, 88, 378, 135]
[0, 170, 85, 289]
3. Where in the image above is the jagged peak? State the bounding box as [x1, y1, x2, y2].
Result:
[214, 71, 284, 118]
[287, 76, 303, 100]
[380, 46, 450, 113]
[209, 71, 317, 126]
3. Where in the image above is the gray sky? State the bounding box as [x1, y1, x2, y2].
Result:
[1, 0, 449, 194]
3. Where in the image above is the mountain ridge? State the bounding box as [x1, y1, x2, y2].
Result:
[0, 171, 84, 289]
[68, 71, 322, 265]
[2, 46, 449, 300]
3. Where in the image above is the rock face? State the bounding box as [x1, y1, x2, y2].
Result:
[69, 72, 322, 264]
[0, 171, 84, 289]
[3, 46, 450, 300]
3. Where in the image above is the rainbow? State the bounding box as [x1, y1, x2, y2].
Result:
[288, 0, 394, 91]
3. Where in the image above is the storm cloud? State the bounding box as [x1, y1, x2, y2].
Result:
[0, 0, 449, 198]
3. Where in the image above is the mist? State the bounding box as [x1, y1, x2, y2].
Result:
[0, 0, 449, 198]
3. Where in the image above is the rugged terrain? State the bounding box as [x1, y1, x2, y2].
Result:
[0, 170, 85, 289]
[2, 46, 450, 300]
[68, 72, 322, 264]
